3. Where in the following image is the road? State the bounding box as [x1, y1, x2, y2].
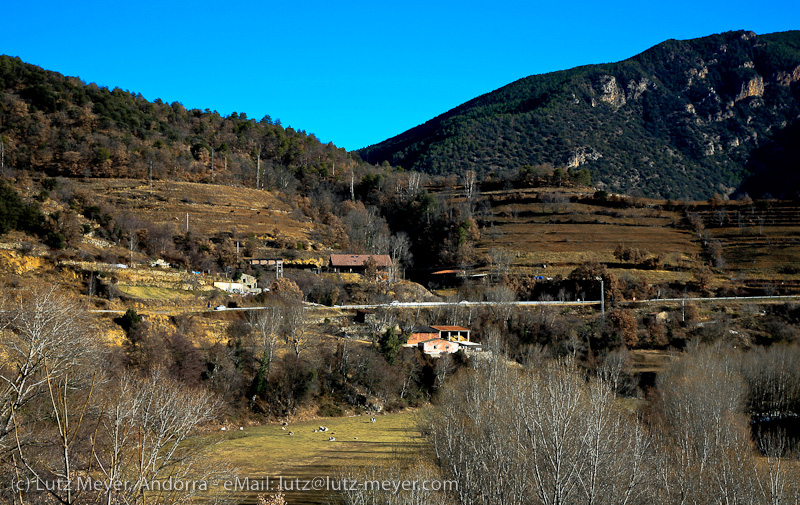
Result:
[88, 294, 800, 315]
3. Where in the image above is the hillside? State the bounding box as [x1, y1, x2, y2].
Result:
[0, 54, 361, 187]
[466, 187, 800, 296]
[359, 30, 800, 200]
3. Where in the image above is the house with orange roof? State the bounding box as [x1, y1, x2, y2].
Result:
[405, 325, 471, 347]
[329, 254, 393, 280]
[406, 326, 440, 346]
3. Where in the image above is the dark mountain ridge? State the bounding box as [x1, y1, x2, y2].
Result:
[359, 30, 800, 199]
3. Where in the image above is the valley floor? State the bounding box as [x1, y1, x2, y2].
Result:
[204, 410, 423, 504]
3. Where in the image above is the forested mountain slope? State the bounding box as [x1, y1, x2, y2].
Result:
[0, 55, 358, 188]
[359, 30, 800, 199]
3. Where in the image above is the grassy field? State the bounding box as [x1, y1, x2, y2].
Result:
[204, 410, 424, 504]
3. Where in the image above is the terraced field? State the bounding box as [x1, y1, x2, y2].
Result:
[445, 187, 800, 294]
[77, 179, 314, 242]
[471, 189, 699, 277]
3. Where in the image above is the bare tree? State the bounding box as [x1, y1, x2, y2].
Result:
[596, 347, 636, 396]
[433, 354, 457, 390]
[407, 171, 422, 199]
[249, 307, 282, 382]
[753, 431, 798, 504]
[462, 170, 478, 213]
[390, 232, 413, 272]
[367, 309, 397, 348]
[425, 358, 650, 505]
[0, 287, 98, 449]
[1, 286, 230, 505]
[486, 283, 516, 327]
[651, 344, 757, 505]
[487, 248, 514, 279]
[281, 302, 313, 361]
[90, 368, 225, 505]
[11, 367, 98, 505]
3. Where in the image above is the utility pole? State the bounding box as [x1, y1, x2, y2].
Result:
[148, 160, 153, 189]
[186, 213, 189, 233]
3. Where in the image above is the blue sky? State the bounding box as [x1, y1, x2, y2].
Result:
[2, 1, 798, 150]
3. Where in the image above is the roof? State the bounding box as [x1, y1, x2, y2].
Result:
[411, 325, 438, 334]
[330, 254, 393, 268]
[407, 331, 438, 346]
[431, 269, 465, 275]
[430, 325, 470, 332]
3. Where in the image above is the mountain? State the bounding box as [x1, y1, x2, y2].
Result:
[358, 30, 800, 199]
[0, 55, 358, 187]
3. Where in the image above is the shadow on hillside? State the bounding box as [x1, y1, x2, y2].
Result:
[737, 119, 800, 199]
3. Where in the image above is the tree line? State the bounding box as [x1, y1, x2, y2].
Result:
[339, 342, 800, 505]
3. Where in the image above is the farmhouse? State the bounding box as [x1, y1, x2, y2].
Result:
[213, 273, 260, 294]
[418, 338, 460, 355]
[405, 325, 472, 346]
[406, 326, 440, 346]
[329, 254, 393, 278]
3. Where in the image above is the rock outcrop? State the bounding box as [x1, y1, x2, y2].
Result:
[735, 75, 765, 101]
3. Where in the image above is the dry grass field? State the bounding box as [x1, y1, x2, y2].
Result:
[490, 223, 698, 266]
[472, 192, 701, 288]
[76, 179, 314, 242]
[460, 187, 800, 293]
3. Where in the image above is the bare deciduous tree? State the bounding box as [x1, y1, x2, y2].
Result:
[250, 307, 282, 383]
[425, 358, 650, 505]
[652, 344, 758, 505]
[0, 287, 98, 449]
[281, 302, 313, 361]
[91, 368, 225, 505]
